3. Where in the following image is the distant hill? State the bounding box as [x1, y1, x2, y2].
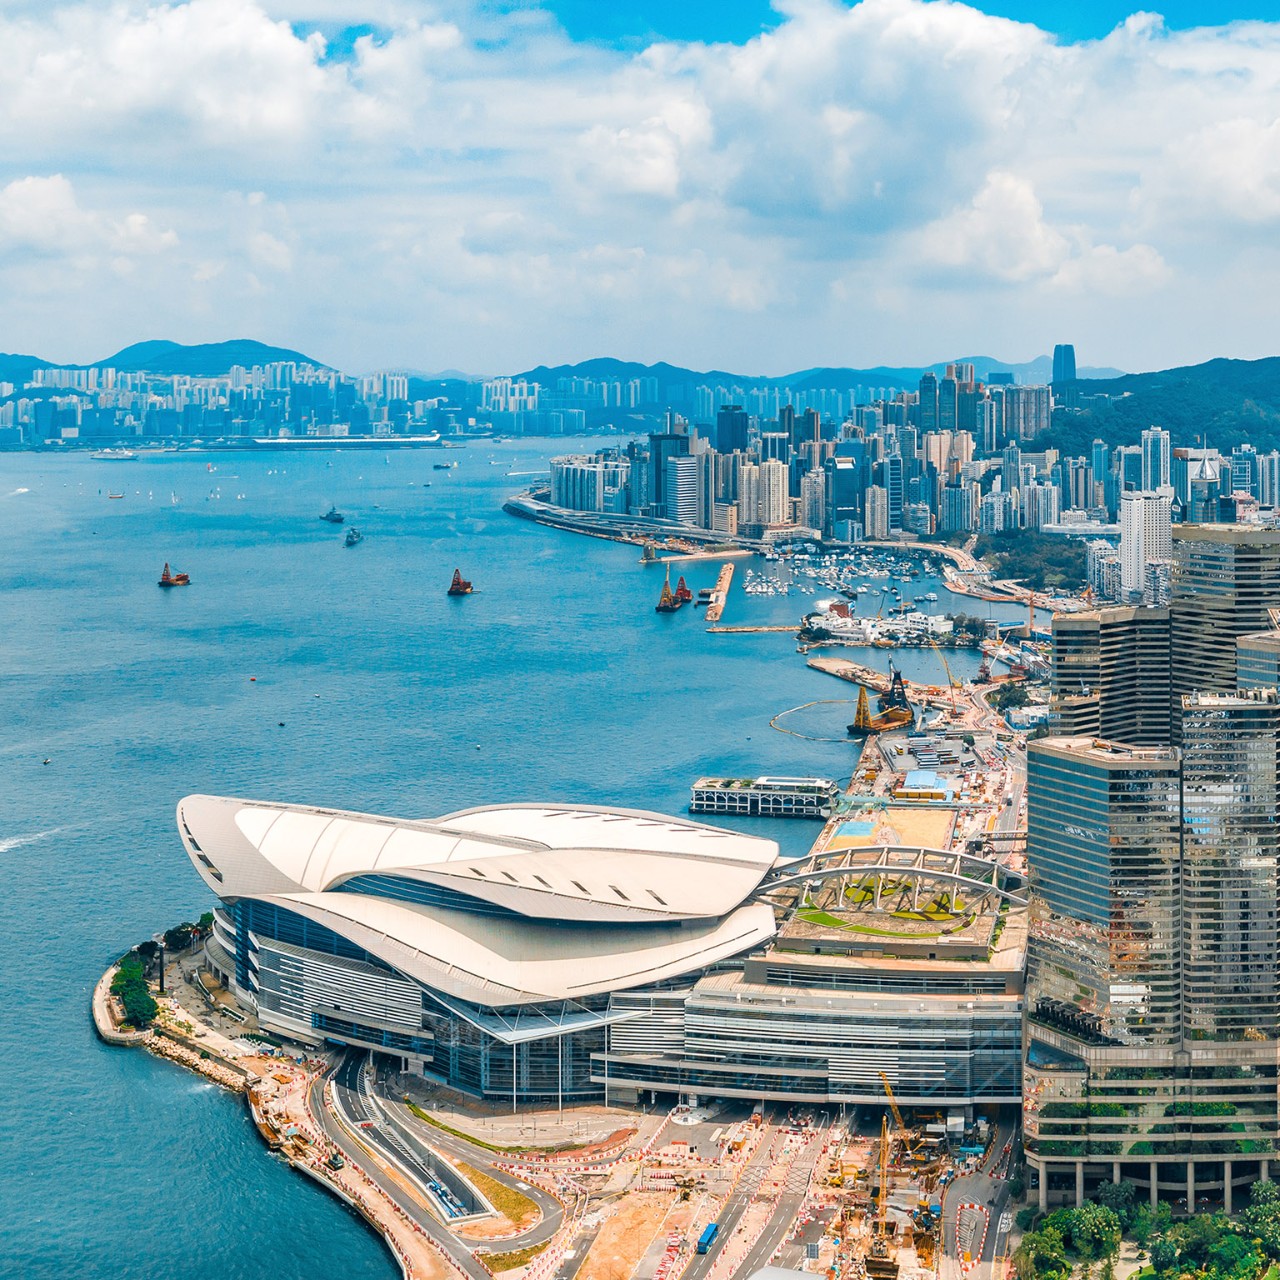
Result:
[95, 339, 329, 375]
[1042, 356, 1280, 455]
[0, 352, 54, 384]
[515, 355, 1123, 395]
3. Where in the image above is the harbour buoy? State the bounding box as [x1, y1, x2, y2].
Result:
[249, 676, 256, 682]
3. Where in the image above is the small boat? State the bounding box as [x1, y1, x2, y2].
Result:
[433, 462, 457, 471]
[447, 569, 473, 596]
[320, 506, 344, 523]
[107, 492, 124, 499]
[158, 562, 190, 588]
[91, 448, 136, 460]
[344, 528, 362, 547]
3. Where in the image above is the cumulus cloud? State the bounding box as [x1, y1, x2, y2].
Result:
[0, 174, 176, 261]
[0, 0, 1276, 370]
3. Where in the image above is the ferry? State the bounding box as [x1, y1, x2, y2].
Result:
[158, 562, 190, 588]
[433, 461, 457, 471]
[447, 569, 473, 596]
[91, 448, 136, 460]
[344, 528, 363, 547]
[320, 506, 344, 523]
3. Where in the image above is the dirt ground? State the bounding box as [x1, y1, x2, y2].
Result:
[875, 807, 957, 848]
[578, 1191, 678, 1280]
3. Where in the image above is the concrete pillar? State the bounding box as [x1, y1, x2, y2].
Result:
[1076, 1161, 1086, 1208]
[1224, 1161, 1233, 1215]
[1039, 1165, 1049, 1213]
[1264, 1159, 1271, 1184]
[1187, 1163, 1195, 1215]
[1150, 1161, 1159, 1209]
[1113, 1161, 1122, 1184]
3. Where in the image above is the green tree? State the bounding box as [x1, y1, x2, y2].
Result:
[1013, 1226, 1070, 1280]
[1096, 1179, 1136, 1229]
[1072, 1203, 1122, 1261]
[1149, 1237, 1177, 1273]
[163, 923, 195, 951]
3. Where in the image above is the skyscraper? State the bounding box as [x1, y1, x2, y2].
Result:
[1180, 690, 1280, 1043]
[1170, 526, 1280, 722]
[917, 373, 938, 434]
[1025, 726, 1280, 1212]
[715, 404, 749, 455]
[1051, 344, 1077, 384]
[1119, 491, 1172, 599]
[1050, 606, 1172, 744]
[1141, 426, 1171, 492]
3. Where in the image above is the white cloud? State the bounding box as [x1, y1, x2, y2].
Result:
[0, 0, 1277, 370]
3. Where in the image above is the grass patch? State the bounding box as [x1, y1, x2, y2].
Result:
[480, 1241, 550, 1273]
[458, 1162, 539, 1224]
[797, 909, 943, 938]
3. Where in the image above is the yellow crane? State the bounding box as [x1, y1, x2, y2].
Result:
[880, 1071, 908, 1134]
[927, 636, 960, 713]
[880, 1071, 922, 1157]
[877, 1112, 891, 1243]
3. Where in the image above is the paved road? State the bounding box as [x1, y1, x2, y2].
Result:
[681, 1116, 827, 1280]
[374, 1073, 567, 1248]
[941, 1119, 1017, 1280]
[310, 1058, 490, 1280]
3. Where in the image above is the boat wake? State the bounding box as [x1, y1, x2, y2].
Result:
[0, 827, 59, 855]
[6, 487, 30, 497]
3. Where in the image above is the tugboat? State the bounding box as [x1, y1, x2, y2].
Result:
[344, 528, 362, 547]
[320, 506, 344, 524]
[655, 565, 682, 613]
[447, 569, 473, 596]
[158, 562, 190, 588]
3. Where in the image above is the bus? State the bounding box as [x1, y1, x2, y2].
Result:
[696, 1223, 720, 1254]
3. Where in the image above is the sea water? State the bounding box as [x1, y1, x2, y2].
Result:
[0, 440, 1034, 1277]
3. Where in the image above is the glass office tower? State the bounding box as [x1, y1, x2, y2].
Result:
[1026, 714, 1280, 1213]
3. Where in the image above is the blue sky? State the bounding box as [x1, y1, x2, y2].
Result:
[1, 0, 1279, 375]
[541, 1, 1278, 46]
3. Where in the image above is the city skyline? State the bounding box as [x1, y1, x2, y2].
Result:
[2, 0, 1279, 374]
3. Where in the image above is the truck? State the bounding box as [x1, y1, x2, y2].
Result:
[696, 1223, 720, 1254]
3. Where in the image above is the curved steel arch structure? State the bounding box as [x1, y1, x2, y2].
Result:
[756, 843, 1028, 908]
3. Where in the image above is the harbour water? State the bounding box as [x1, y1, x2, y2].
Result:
[0, 440, 1036, 1277]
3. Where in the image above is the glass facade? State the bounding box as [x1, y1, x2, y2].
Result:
[1027, 741, 1182, 1045]
[1181, 692, 1280, 1041]
[1026, 725, 1280, 1178]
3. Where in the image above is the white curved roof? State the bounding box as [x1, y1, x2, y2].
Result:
[178, 794, 781, 1006]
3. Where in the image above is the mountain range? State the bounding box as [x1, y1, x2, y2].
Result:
[4, 339, 1280, 452]
[515, 354, 1126, 390]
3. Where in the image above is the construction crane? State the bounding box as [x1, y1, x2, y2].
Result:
[877, 1112, 891, 1241]
[880, 1072, 922, 1157]
[880, 1072, 909, 1135]
[926, 637, 960, 713]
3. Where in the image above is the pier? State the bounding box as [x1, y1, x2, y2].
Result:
[707, 624, 799, 634]
[703, 563, 735, 623]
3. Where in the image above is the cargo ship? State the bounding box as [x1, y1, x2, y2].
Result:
[158, 562, 190, 588]
[447, 569, 473, 596]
